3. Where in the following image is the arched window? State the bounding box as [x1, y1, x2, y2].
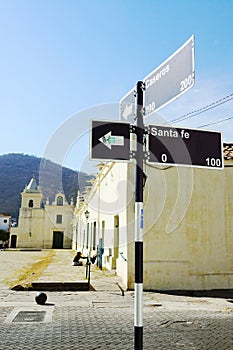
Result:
[57, 196, 63, 206]
[28, 199, 34, 208]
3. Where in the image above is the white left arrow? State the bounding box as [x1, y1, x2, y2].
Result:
[99, 131, 124, 150]
[122, 103, 133, 119]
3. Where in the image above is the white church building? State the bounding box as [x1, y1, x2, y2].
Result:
[10, 177, 74, 249]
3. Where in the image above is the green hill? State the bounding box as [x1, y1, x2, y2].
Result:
[0, 153, 93, 219]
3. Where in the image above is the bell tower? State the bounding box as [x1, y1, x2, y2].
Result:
[21, 177, 43, 209]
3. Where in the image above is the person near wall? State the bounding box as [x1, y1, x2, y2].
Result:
[72, 251, 87, 266]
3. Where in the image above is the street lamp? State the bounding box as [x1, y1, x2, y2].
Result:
[84, 210, 90, 221]
[84, 209, 91, 281]
[84, 210, 90, 253]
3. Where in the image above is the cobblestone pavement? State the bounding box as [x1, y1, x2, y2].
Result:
[1, 250, 233, 349]
[1, 293, 233, 350]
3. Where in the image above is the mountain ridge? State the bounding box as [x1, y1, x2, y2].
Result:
[0, 153, 93, 219]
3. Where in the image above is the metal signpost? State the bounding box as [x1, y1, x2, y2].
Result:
[134, 81, 144, 349]
[90, 36, 222, 350]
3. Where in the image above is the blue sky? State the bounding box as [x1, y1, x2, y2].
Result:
[1, 0, 233, 173]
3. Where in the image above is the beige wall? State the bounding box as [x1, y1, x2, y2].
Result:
[225, 160, 233, 270]
[14, 207, 45, 248]
[142, 161, 233, 291]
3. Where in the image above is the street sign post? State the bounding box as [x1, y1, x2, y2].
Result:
[134, 82, 144, 350]
[117, 35, 195, 350]
[144, 35, 194, 116]
[148, 125, 223, 169]
[90, 120, 131, 161]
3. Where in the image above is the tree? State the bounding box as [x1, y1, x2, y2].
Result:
[0, 230, 10, 241]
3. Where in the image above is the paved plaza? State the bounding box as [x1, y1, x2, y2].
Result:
[0, 250, 233, 349]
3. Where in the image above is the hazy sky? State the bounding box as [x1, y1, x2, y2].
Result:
[1, 0, 233, 173]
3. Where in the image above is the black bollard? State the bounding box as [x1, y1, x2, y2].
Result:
[35, 292, 47, 305]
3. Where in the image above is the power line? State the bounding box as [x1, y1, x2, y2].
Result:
[198, 115, 233, 128]
[168, 92, 233, 124]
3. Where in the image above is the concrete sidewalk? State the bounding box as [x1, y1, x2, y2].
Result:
[0, 249, 125, 293]
[32, 250, 126, 292]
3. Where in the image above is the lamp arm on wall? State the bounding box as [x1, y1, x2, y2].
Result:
[119, 252, 127, 261]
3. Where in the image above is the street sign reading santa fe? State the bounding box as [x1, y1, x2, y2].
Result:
[90, 120, 131, 161]
[144, 35, 194, 117]
[148, 125, 223, 169]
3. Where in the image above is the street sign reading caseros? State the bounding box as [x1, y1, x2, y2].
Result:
[144, 36, 195, 117]
[90, 120, 131, 161]
[148, 125, 223, 169]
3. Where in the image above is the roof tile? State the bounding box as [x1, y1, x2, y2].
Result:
[223, 143, 233, 160]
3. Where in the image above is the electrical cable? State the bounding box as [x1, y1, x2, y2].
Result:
[198, 115, 233, 128]
[168, 92, 233, 124]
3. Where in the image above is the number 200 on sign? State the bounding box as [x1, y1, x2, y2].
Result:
[180, 74, 193, 92]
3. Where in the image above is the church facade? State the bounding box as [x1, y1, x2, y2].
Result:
[10, 178, 74, 249]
